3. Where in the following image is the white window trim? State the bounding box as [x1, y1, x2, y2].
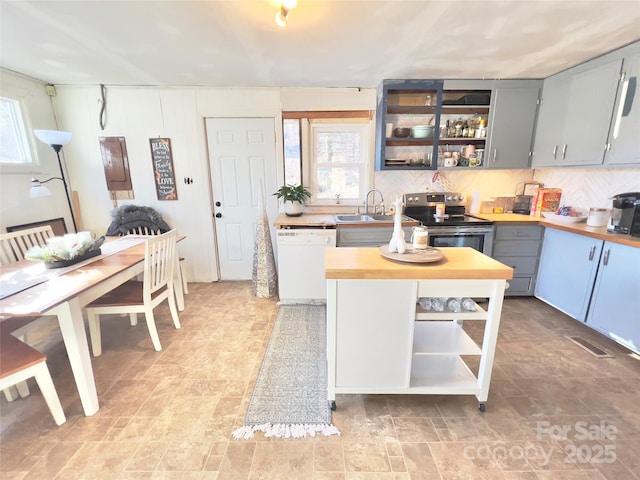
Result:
[0, 89, 41, 174]
[305, 119, 372, 206]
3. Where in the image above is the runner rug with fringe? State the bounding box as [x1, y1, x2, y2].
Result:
[232, 304, 339, 439]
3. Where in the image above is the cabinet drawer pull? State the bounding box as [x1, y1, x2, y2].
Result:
[588, 245, 596, 261]
[561, 144, 567, 160]
[603, 249, 610, 266]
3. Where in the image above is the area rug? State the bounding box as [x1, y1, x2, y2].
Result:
[232, 304, 340, 439]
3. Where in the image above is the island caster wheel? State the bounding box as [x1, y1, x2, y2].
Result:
[478, 403, 486, 412]
[330, 401, 336, 411]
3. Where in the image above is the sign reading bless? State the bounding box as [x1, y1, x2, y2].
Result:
[149, 138, 178, 200]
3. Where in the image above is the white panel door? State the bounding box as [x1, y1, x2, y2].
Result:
[206, 118, 278, 280]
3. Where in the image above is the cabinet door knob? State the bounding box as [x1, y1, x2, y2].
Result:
[561, 144, 568, 160]
[603, 249, 610, 266]
[588, 245, 596, 261]
[552, 145, 558, 159]
[215, 212, 222, 218]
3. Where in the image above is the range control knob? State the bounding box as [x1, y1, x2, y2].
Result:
[458, 195, 465, 202]
[446, 195, 454, 201]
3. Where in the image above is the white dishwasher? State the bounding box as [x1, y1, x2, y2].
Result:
[276, 228, 337, 303]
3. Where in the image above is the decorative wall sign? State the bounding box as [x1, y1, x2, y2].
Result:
[149, 138, 178, 200]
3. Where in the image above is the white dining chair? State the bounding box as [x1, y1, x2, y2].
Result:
[0, 226, 56, 401]
[85, 229, 180, 355]
[0, 333, 66, 425]
[125, 227, 189, 294]
[0, 225, 55, 265]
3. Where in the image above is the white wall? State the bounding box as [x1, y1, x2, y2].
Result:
[48, 84, 376, 282]
[0, 70, 75, 232]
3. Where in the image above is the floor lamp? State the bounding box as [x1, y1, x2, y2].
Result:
[31, 129, 78, 232]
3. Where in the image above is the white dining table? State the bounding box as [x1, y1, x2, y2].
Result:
[0, 235, 185, 416]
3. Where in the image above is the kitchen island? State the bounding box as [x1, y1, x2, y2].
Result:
[325, 247, 513, 411]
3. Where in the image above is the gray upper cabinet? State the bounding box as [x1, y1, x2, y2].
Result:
[532, 58, 622, 167]
[485, 81, 541, 169]
[605, 52, 640, 166]
[529, 75, 569, 167]
[561, 59, 621, 165]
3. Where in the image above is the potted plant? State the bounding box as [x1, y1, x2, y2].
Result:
[273, 184, 312, 217]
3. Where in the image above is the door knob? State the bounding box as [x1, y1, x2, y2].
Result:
[215, 213, 222, 218]
[215, 201, 221, 207]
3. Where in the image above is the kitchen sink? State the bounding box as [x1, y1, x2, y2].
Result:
[333, 214, 416, 224]
[334, 214, 376, 223]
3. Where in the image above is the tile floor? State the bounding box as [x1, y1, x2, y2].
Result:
[1, 281, 639, 479]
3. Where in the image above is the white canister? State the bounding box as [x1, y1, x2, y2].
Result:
[411, 226, 429, 250]
[586, 208, 609, 227]
[385, 123, 393, 138]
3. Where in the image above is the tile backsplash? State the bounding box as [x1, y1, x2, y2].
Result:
[375, 167, 640, 212]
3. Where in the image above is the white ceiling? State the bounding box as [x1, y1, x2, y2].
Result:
[1, 0, 639, 88]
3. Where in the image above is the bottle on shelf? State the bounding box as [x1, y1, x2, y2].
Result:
[476, 118, 487, 138]
[441, 120, 450, 138]
[454, 118, 464, 138]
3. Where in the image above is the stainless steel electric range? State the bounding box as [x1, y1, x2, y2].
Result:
[403, 191, 494, 255]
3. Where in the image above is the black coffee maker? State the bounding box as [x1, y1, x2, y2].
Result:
[608, 192, 640, 234]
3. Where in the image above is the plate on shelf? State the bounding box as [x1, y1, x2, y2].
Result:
[379, 245, 445, 263]
[385, 158, 408, 166]
[541, 212, 587, 223]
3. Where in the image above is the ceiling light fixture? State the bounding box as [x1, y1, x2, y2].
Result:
[275, 0, 297, 27]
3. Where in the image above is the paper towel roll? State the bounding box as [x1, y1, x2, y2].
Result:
[469, 191, 481, 214]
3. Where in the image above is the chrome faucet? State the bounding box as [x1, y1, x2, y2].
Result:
[365, 188, 384, 214]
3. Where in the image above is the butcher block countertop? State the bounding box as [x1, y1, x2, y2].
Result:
[473, 213, 640, 248]
[275, 213, 640, 248]
[325, 247, 514, 280]
[275, 214, 337, 228]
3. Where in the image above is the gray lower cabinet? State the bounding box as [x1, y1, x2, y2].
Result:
[485, 81, 541, 169]
[534, 228, 602, 320]
[336, 225, 413, 247]
[536, 228, 640, 354]
[586, 241, 640, 353]
[491, 224, 543, 295]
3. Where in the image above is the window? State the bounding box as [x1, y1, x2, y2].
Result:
[310, 121, 369, 202]
[283, 119, 302, 185]
[0, 96, 33, 165]
[282, 111, 373, 205]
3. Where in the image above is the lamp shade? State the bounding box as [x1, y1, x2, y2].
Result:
[34, 130, 72, 146]
[30, 179, 52, 198]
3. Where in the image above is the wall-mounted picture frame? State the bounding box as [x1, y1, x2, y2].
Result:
[149, 138, 178, 200]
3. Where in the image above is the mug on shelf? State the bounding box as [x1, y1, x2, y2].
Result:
[461, 144, 476, 158]
[444, 156, 458, 167]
